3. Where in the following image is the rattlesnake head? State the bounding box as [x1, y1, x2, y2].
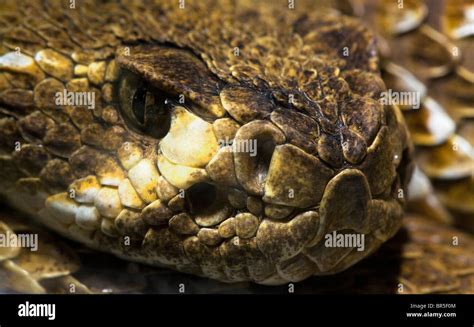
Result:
[0, 0, 415, 285]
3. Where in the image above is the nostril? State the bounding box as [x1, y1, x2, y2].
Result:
[233, 120, 286, 195]
[185, 182, 217, 214]
[255, 135, 278, 184]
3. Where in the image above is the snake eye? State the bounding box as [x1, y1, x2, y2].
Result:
[118, 70, 172, 138]
[131, 85, 146, 125]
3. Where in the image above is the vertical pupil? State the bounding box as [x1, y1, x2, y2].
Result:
[132, 87, 147, 124]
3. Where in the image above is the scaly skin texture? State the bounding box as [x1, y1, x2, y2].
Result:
[0, 0, 413, 284]
[1, 210, 473, 294]
[346, 0, 474, 231]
